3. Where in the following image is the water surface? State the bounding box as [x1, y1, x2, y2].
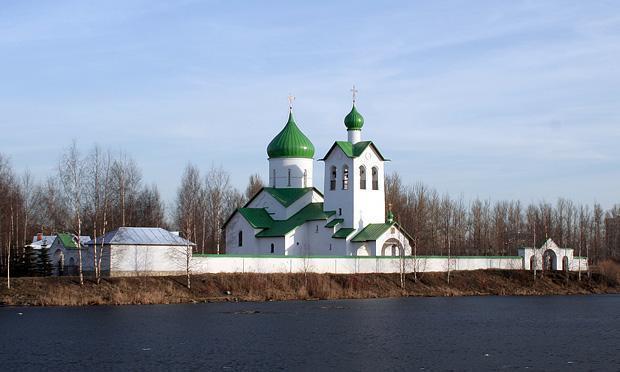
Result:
[1, 295, 618, 371]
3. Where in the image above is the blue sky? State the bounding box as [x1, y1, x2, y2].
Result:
[1, 0, 619, 208]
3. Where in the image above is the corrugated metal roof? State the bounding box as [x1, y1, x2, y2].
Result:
[86, 227, 195, 246]
[263, 187, 313, 207]
[238, 208, 273, 229]
[57, 233, 91, 249]
[325, 218, 343, 228]
[332, 227, 355, 239]
[350, 223, 393, 242]
[28, 235, 57, 249]
[256, 203, 335, 237]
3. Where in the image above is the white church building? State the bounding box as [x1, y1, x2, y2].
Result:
[224, 97, 412, 257]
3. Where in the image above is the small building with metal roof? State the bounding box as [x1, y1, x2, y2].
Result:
[86, 227, 195, 277]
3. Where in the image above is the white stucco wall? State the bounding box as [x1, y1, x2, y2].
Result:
[106, 244, 190, 276]
[322, 145, 386, 230]
[268, 157, 314, 188]
[191, 255, 525, 274]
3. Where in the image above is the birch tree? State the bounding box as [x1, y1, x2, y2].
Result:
[59, 142, 86, 285]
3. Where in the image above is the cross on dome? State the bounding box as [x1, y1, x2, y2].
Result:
[288, 94, 296, 111]
[350, 85, 358, 104]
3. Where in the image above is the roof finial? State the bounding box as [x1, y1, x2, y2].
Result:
[350, 85, 358, 104]
[288, 93, 296, 112]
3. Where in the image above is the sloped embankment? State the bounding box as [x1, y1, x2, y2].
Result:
[1, 264, 618, 306]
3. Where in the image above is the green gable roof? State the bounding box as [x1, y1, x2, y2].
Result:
[263, 187, 313, 207]
[350, 223, 393, 242]
[324, 218, 343, 228]
[237, 208, 273, 229]
[267, 112, 315, 159]
[320, 141, 388, 161]
[56, 233, 82, 249]
[332, 227, 356, 239]
[256, 203, 336, 237]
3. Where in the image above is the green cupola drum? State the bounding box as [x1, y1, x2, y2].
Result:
[267, 106, 315, 189]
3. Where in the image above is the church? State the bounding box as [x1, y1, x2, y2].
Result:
[224, 92, 412, 257]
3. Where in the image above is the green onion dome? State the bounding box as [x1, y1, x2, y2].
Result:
[387, 210, 395, 224]
[267, 112, 315, 159]
[344, 104, 364, 130]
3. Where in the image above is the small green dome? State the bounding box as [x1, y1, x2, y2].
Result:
[344, 104, 364, 130]
[267, 112, 315, 159]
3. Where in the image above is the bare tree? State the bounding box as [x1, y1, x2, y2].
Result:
[59, 141, 86, 285]
[245, 173, 264, 199]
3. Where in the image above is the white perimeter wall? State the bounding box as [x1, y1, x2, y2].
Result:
[191, 256, 526, 274]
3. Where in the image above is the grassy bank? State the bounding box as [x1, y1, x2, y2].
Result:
[1, 262, 619, 306]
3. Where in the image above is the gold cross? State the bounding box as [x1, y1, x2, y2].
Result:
[351, 85, 358, 104]
[288, 94, 295, 111]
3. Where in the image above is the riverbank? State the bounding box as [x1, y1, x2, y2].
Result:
[2, 263, 619, 306]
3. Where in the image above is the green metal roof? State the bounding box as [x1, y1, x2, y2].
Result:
[263, 187, 313, 207]
[267, 112, 315, 159]
[332, 227, 356, 239]
[320, 141, 388, 161]
[256, 203, 335, 237]
[350, 223, 393, 242]
[237, 208, 273, 229]
[344, 104, 364, 130]
[324, 218, 343, 228]
[57, 233, 79, 249]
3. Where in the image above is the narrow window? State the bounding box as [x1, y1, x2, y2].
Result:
[287, 169, 291, 186]
[359, 165, 366, 189]
[372, 167, 379, 190]
[272, 169, 276, 187]
[270, 243, 275, 254]
[303, 169, 308, 187]
[330, 166, 337, 190]
[315, 225, 319, 233]
[238, 231, 243, 247]
[338, 208, 342, 216]
[329, 243, 332, 251]
[342, 165, 349, 190]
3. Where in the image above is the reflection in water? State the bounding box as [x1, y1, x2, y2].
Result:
[1, 295, 619, 370]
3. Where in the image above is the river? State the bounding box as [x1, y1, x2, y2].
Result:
[1, 295, 618, 371]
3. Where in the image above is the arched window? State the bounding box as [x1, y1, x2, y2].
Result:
[238, 231, 243, 247]
[338, 208, 342, 216]
[287, 169, 291, 186]
[359, 165, 367, 189]
[330, 166, 337, 190]
[315, 225, 319, 233]
[342, 165, 349, 190]
[270, 243, 275, 254]
[372, 167, 379, 190]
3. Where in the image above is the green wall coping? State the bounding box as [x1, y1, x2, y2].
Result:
[193, 254, 523, 260]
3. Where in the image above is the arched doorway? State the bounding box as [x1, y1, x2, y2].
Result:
[542, 249, 557, 271]
[562, 256, 569, 272]
[54, 249, 64, 276]
[381, 238, 403, 256]
[356, 246, 369, 256]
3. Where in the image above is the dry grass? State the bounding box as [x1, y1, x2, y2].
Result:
[596, 259, 620, 286]
[1, 269, 618, 306]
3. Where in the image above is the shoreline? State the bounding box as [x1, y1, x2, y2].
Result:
[1, 269, 619, 307]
